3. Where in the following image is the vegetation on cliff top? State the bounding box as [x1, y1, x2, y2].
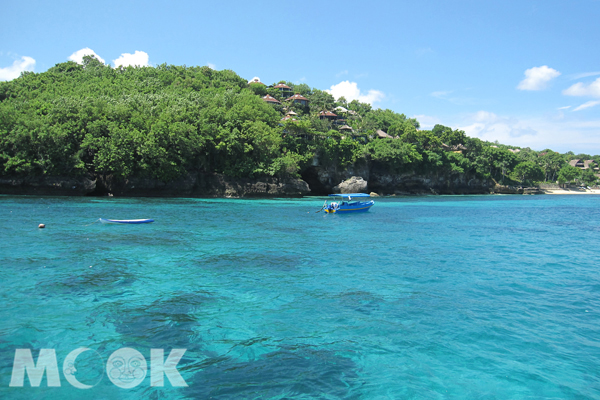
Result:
[1, 57, 598, 187]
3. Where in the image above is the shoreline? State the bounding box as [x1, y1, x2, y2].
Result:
[541, 188, 600, 195]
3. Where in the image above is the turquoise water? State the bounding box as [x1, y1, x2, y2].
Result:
[1, 194, 600, 399]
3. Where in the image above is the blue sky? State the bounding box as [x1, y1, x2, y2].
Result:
[2, 0, 599, 154]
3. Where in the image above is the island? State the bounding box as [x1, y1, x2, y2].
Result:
[1, 56, 598, 197]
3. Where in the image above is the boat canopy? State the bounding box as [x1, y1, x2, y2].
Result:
[328, 193, 370, 198]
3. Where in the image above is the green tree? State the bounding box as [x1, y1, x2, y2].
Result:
[0, 57, 592, 192]
[557, 164, 581, 186]
[537, 150, 565, 182]
[512, 161, 544, 185]
[248, 82, 267, 96]
[335, 96, 348, 108]
[432, 125, 468, 147]
[293, 83, 312, 97]
[308, 89, 335, 113]
[580, 167, 598, 186]
[347, 99, 372, 116]
[363, 109, 406, 132]
[483, 146, 519, 183]
[364, 139, 422, 173]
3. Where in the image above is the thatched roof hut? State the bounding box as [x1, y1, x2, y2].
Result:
[376, 129, 392, 139]
[286, 94, 309, 106]
[262, 94, 280, 104]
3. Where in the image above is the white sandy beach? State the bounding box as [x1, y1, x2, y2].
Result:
[542, 188, 600, 195]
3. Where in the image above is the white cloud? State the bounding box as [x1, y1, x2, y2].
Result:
[563, 77, 600, 98]
[570, 71, 600, 80]
[207, 63, 216, 69]
[429, 89, 482, 106]
[0, 56, 35, 81]
[557, 106, 571, 110]
[113, 51, 149, 68]
[459, 111, 537, 144]
[412, 114, 442, 129]
[517, 65, 560, 91]
[573, 100, 600, 111]
[326, 80, 384, 105]
[471, 110, 498, 123]
[453, 110, 600, 153]
[68, 48, 105, 65]
[572, 120, 600, 129]
[431, 91, 451, 99]
[335, 70, 348, 77]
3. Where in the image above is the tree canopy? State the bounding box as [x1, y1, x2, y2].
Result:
[0, 58, 597, 188]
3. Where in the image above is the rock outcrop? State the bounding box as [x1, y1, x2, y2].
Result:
[493, 185, 542, 195]
[332, 176, 368, 194]
[301, 165, 370, 195]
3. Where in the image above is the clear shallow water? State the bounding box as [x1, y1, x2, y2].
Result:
[0, 194, 600, 399]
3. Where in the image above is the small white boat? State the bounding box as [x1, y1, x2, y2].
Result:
[99, 218, 154, 224]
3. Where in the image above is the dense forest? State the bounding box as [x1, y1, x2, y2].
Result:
[1, 56, 599, 194]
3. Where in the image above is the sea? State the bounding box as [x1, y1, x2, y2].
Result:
[0, 194, 599, 399]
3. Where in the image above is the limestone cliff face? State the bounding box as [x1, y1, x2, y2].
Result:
[0, 172, 310, 197]
[90, 172, 310, 197]
[368, 173, 492, 195]
[301, 165, 369, 195]
[0, 165, 496, 197]
[0, 175, 96, 196]
[301, 165, 493, 195]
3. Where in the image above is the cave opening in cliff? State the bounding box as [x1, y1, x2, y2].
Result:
[300, 167, 329, 196]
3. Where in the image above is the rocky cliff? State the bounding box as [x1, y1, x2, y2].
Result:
[301, 165, 493, 195]
[0, 165, 500, 198]
[94, 173, 311, 197]
[0, 175, 97, 196]
[368, 173, 492, 195]
[0, 172, 311, 198]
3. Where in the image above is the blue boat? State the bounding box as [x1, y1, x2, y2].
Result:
[321, 193, 374, 214]
[99, 218, 154, 224]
